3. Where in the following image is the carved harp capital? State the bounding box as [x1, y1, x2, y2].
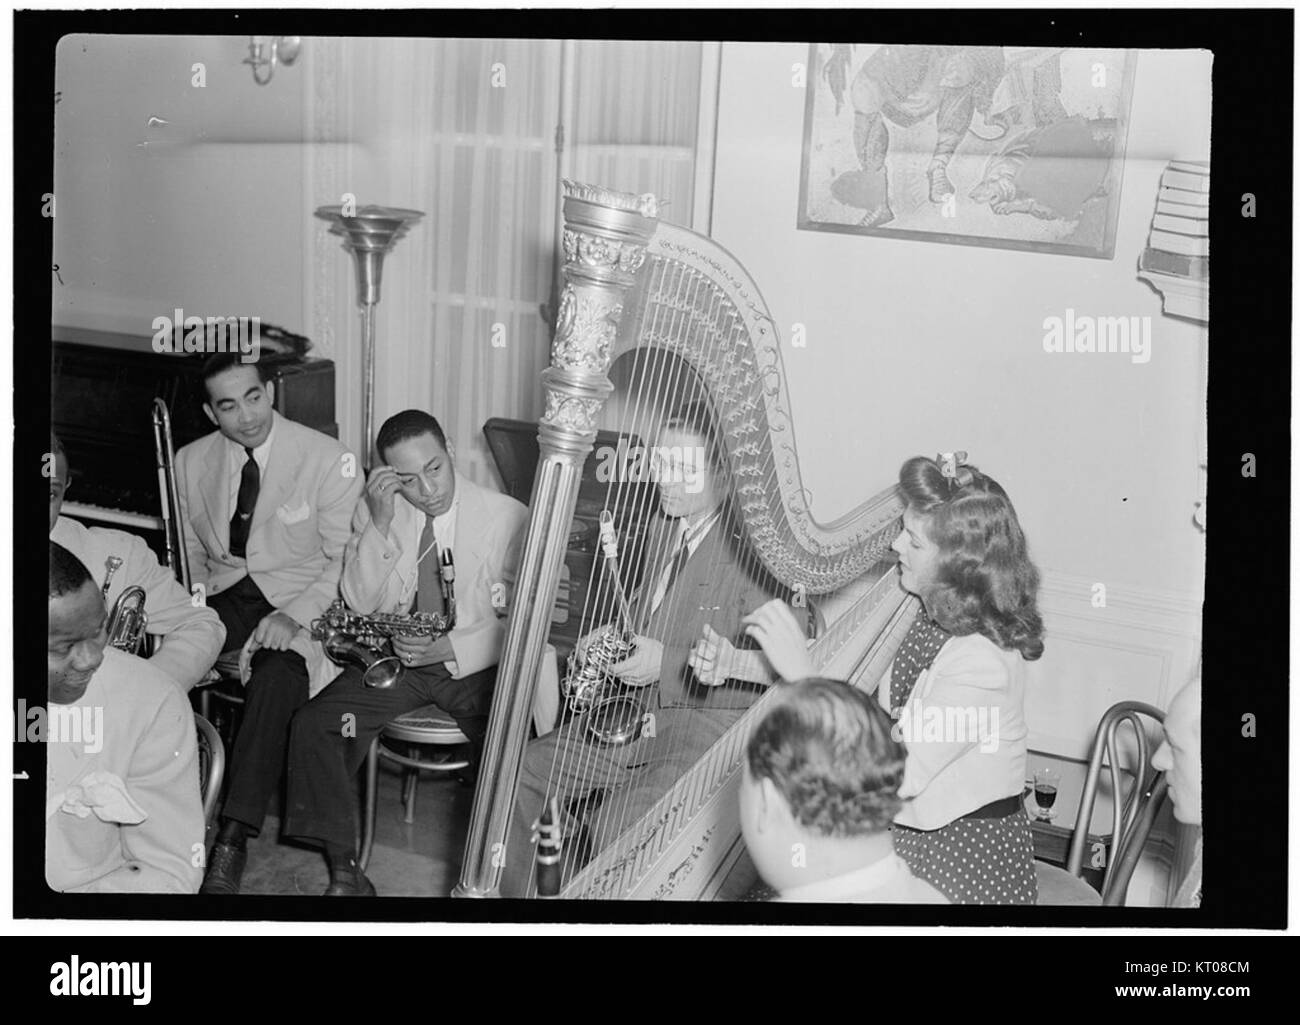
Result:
[542, 181, 659, 449]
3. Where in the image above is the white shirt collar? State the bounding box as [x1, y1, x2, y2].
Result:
[410, 481, 460, 556]
[226, 413, 277, 465]
[431, 492, 459, 550]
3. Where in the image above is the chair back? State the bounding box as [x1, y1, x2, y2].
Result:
[1064, 701, 1168, 905]
[194, 713, 225, 827]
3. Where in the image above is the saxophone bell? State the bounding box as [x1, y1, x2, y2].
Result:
[318, 626, 403, 689]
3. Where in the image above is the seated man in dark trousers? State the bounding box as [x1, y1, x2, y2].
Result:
[175, 353, 363, 895]
[283, 409, 528, 895]
[498, 403, 803, 897]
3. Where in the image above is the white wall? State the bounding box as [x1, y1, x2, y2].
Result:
[712, 44, 1208, 755]
[53, 35, 310, 336]
[50, 36, 1208, 756]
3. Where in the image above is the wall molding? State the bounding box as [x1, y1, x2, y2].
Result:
[1038, 568, 1203, 641]
[1029, 568, 1203, 759]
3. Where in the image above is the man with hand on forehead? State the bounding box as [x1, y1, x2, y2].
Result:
[282, 409, 527, 896]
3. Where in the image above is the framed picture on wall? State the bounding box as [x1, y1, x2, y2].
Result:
[797, 45, 1138, 259]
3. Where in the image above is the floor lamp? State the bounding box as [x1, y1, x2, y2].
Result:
[315, 203, 424, 467]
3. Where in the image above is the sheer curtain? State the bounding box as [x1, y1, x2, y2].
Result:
[570, 41, 704, 229]
[306, 38, 704, 485]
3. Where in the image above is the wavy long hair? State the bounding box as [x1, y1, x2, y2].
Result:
[898, 456, 1044, 661]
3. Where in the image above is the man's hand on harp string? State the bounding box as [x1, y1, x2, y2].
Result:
[608, 635, 662, 687]
[690, 623, 773, 687]
[742, 600, 817, 684]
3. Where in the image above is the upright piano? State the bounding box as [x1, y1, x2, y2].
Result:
[52, 325, 337, 553]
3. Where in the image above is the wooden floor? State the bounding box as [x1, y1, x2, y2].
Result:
[229, 762, 476, 898]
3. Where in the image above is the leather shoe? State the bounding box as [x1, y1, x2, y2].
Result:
[324, 868, 376, 897]
[200, 842, 247, 895]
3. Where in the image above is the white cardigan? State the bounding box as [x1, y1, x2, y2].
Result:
[878, 632, 1029, 831]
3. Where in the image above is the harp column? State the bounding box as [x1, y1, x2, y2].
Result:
[455, 181, 660, 898]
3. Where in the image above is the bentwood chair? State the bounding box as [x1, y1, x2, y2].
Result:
[194, 713, 226, 829]
[194, 649, 247, 750]
[1035, 701, 1168, 906]
[359, 706, 470, 872]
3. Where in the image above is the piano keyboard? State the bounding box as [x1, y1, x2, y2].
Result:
[63, 502, 164, 532]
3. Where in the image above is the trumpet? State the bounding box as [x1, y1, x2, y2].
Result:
[311, 596, 456, 689]
[102, 556, 149, 655]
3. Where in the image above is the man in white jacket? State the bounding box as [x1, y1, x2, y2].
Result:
[282, 409, 527, 895]
[46, 542, 204, 894]
[49, 432, 225, 691]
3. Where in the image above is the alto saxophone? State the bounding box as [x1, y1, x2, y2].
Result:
[311, 551, 457, 689]
[562, 512, 645, 745]
[102, 555, 149, 655]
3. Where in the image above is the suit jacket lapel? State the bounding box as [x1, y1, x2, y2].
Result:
[392, 494, 421, 592]
[198, 433, 231, 551]
[628, 513, 675, 626]
[451, 476, 486, 578]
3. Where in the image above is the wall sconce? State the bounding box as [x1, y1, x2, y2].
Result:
[243, 36, 302, 86]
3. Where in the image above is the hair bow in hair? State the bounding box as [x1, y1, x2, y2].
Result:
[937, 451, 973, 489]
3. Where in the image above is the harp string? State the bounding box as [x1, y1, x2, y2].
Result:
[577, 264, 702, 887]
[545, 257, 691, 893]
[582, 263, 763, 893]
[543, 248, 807, 897]
[537, 259, 666, 893]
[551, 262, 668, 891]
[619, 282, 800, 897]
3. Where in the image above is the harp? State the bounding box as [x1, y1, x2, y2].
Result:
[456, 181, 918, 900]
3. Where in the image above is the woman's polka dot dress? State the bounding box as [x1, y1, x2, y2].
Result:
[887, 614, 1039, 905]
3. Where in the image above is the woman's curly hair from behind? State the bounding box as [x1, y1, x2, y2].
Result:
[746, 678, 907, 837]
[898, 456, 1044, 661]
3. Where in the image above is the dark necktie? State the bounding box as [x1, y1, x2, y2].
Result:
[649, 528, 694, 614]
[414, 515, 446, 616]
[229, 447, 259, 559]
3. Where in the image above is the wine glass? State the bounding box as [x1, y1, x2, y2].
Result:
[1033, 767, 1061, 821]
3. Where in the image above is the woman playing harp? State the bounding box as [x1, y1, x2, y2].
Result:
[498, 401, 806, 897]
[745, 453, 1044, 904]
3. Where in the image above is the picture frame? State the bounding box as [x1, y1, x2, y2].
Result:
[798, 44, 1138, 258]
